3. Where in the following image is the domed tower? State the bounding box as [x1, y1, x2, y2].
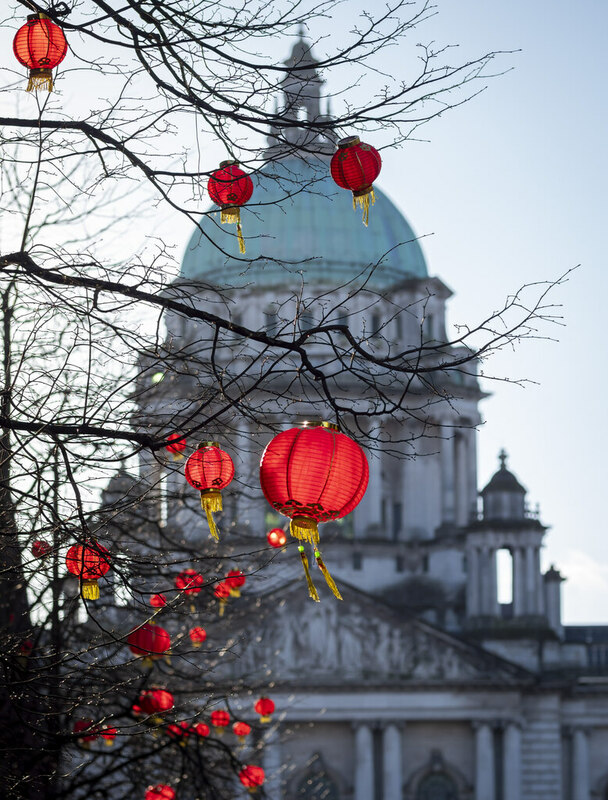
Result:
[143, 33, 484, 609]
[465, 451, 562, 636]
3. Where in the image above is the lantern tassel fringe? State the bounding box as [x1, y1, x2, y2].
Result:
[315, 550, 343, 600]
[201, 490, 221, 541]
[218, 599, 227, 617]
[171, 452, 184, 461]
[220, 206, 246, 254]
[290, 516, 319, 546]
[81, 579, 100, 600]
[27, 69, 53, 93]
[352, 188, 375, 227]
[298, 546, 320, 602]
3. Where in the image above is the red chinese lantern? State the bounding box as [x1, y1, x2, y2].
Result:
[175, 569, 204, 595]
[18, 639, 34, 657]
[188, 626, 207, 648]
[138, 688, 174, 717]
[65, 542, 111, 600]
[101, 726, 116, 747]
[145, 785, 176, 800]
[127, 622, 171, 667]
[73, 719, 98, 748]
[207, 161, 254, 254]
[254, 697, 275, 724]
[225, 569, 246, 598]
[166, 721, 190, 746]
[233, 721, 252, 743]
[267, 528, 287, 548]
[210, 709, 230, 734]
[330, 136, 382, 226]
[214, 581, 231, 617]
[166, 433, 186, 460]
[259, 421, 368, 600]
[185, 442, 234, 541]
[193, 722, 210, 738]
[150, 593, 167, 608]
[13, 13, 68, 92]
[239, 765, 265, 793]
[31, 539, 51, 558]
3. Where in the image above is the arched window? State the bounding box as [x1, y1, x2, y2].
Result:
[416, 772, 458, 800]
[296, 768, 339, 799]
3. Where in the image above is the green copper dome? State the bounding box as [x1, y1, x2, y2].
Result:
[181, 157, 427, 290]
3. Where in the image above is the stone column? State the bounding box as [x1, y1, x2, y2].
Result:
[234, 419, 249, 526]
[524, 546, 537, 614]
[487, 548, 499, 617]
[572, 728, 590, 800]
[382, 723, 403, 800]
[474, 722, 496, 800]
[357, 449, 382, 536]
[455, 433, 469, 527]
[353, 723, 374, 800]
[262, 725, 282, 800]
[440, 424, 456, 524]
[512, 547, 525, 617]
[534, 547, 544, 615]
[479, 547, 492, 616]
[503, 723, 521, 800]
[466, 546, 480, 617]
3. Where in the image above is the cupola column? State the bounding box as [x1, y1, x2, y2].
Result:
[512, 547, 525, 616]
[466, 546, 480, 616]
[524, 545, 540, 614]
[455, 432, 469, 526]
[439, 424, 456, 524]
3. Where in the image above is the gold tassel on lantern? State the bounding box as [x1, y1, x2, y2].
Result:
[298, 546, 320, 602]
[315, 550, 343, 600]
[200, 489, 222, 541]
[290, 515, 319, 546]
[352, 188, 375, 227]
[27, 68, 53, 92]
[219, 206, 246, 254]
[81, 579, 100, 600]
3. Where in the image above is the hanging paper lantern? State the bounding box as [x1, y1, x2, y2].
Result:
[150, 593, 167, 608]
[193, 722, 210, 738]
[330, 136, 382, 226]
[145, 785, 176, 800]
[207, 161, 254, 254]
[185, 442, 235, 541]
[254, 697, 275, 724]
[259, 421, 368, 601]
[214, 581, 231, 617]
[31, 539, 51, 559]
[267, 528, 287, 548]
[73, 719, 99, 748]
[138, 688, 174, 717]
[166, 433, 186, 461]
[65, 542, 111, 600]
[166, 721, 191, 746]
[13, 13, 68, 92]
[18, 639, 34, 657]
[233, 721, 252, 743]
[100, 726, 116, 747]
[188, 626, 207, 648]
[239, 765, 265, 793]
[225, 569, 246, 598]
[175, 569, 204, 595]
[210, 709, 230, 734]
[127, 622, 171, 667]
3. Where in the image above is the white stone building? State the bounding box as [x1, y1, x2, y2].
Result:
[128, 37, 608, 800]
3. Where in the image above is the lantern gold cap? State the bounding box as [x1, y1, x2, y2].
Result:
[337, 135, 360, 149]
[198, 440, 220, 448]
[300, 420, 339, 431]
[219, 159, 238, 168]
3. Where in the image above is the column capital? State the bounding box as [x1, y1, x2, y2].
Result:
[472, 719, 499, 731]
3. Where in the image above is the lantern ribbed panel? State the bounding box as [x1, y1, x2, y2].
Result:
[207, 164, 253, 208]
[13, 17, 67, 70]
[65, 544, 111, 580]
[259, 427, 369, 522]
[127, 623, 171, 657]
[184, 445, 234, 491]
[330, 141, 382, 193]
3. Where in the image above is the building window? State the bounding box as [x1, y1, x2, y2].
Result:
[392, 501, 402, 540]
[353, 552, 362, 570]
[416, 772, 458, 800]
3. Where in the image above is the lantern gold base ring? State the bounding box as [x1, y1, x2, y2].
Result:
[290, 515, 319, 546]
[80, 579, 100, 600]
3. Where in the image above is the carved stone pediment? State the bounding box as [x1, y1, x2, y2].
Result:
[206, 581, 532, 687]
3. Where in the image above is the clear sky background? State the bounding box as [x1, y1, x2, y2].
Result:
[375, 1, 607, 623]
[2, 1, 606, 622]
